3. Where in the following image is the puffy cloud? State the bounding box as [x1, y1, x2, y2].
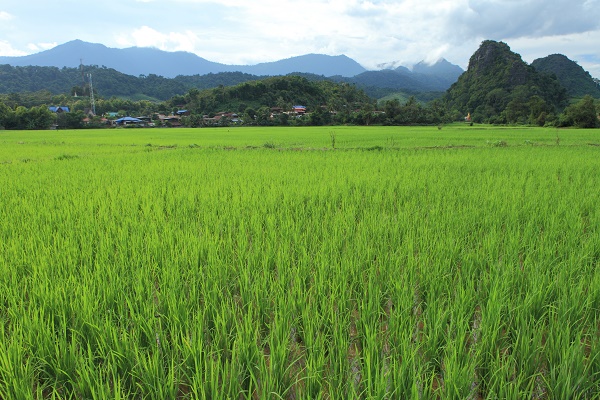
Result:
[0, 11, 14, 20]
[0, 40, 27, 56]
[116, 26, 206, 55]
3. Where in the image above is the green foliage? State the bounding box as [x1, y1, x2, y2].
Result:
[444, 41, 568, 123]
[0, 64, 260, 101]
[0, 101, 11, 129]
[377, 90, 444, 105]
[378, 97, 448, 125]
[172, 75, 373, 125]
[0, 102, 55, 130]
[560, 95, 600, 128]
[56, 110, 86, 129]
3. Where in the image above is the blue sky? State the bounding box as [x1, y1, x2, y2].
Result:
[1, 0, 600, 77]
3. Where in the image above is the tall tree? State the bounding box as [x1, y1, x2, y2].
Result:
[561, 95, 599, 128]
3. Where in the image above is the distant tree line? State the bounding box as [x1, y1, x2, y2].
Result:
[0, 102, 55, 130]
[1, 71, 598, 130]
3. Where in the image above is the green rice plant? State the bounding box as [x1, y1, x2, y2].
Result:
[0, 324, 37, 400]
[259, 308, 295, 397]
[231, 309, 261, 397]
[386, 278, 420, 397]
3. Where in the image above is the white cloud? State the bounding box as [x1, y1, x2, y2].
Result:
[0, 11, 14, 21]
[0, 40, 27, 56]
[116, 26, 202, 54]
[449, 0, 600, 41]
[117, 0, 472, 67]
[38, 42, 57, 50]
[27, 42, 58, 52]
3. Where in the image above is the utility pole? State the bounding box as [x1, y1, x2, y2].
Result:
[80, 59, 86, 88]
[88, 73, 96, 116]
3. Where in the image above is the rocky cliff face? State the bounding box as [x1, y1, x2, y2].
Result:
[467, 40, 528, 83]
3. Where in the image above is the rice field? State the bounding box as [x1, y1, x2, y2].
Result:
[1, 125, 599, 399]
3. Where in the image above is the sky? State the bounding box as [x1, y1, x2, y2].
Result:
[1, 0, 600, 78]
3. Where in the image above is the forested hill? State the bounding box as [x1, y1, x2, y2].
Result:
[531, 54, 600, 98]
[0, 64, 264, 101]
[444, 40, 568, 124]
[171, 75, 373, 116]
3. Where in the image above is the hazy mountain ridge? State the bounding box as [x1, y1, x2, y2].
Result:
[0, 40, 367, 78]
[0, 40, 464, 95]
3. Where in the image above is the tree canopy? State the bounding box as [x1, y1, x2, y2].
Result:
[169, 75, 372, 116]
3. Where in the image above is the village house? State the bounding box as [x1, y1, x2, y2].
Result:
[82, 116, 112, 126]
[203, 112, 241, 126]
[157, 114, 182, 127]
[291, 105, 306, 115]
[48, 106, 70, 113]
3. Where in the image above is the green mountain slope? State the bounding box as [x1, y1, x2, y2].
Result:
[444, 40, 568, 124]
[531, 54, 600, 98]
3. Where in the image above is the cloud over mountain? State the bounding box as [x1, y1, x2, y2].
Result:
[448, 0, 600, 40]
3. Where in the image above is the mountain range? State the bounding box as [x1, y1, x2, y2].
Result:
[0, 40, 363, 78]
[0, 40, 464, 93]
[2, 40, 599, 104]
